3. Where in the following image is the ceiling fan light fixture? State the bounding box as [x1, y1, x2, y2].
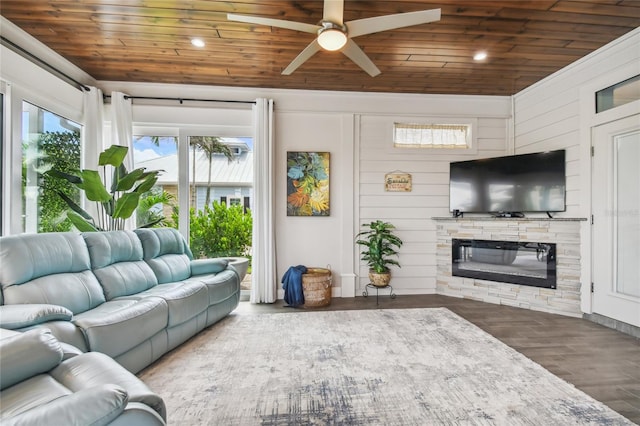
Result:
[317, 23, 347, 51]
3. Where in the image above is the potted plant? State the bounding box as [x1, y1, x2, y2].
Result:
[356, 220, 403, 287]
[46, 144, 163, 231]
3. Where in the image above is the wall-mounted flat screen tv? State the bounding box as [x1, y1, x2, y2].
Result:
[449, 150, 566, 214]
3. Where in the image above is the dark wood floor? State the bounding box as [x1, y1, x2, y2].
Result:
[236, 294, 640, 424]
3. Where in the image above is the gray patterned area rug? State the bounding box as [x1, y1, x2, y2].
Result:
[139, 308, 633, 425]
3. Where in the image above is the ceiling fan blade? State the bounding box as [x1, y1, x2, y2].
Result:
[341, 40, 381, 77]
[282, 40, 322, 75]
[323, 0, 344, 24]
[346, 9, 441, 38]
[227, 13, 319, 34]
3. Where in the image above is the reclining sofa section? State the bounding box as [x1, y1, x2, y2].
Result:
[0, 228, 241, 373]
[0, 328, 167, 425]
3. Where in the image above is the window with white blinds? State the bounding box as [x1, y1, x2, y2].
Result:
[393, 123, 471, 149]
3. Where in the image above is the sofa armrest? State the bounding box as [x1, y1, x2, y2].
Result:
[190, 258, 229, 275]
[1, 384, 128, 426]
[52, 351, 167, 421]
[0, 304, 72, 330]
[0, 329, 63, 390]
[107, 402, 167, 426]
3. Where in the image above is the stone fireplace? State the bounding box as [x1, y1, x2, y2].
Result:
[434, 217, 586, 317]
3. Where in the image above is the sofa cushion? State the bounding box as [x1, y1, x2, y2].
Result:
[0, 233, 106, 314]
[0, 375, 72, 420]
[0, 232, 90, 284]
[83, 231, 159, 300]
[0, 329, 63, 390]
[73, 297, 168, 358]
[0, 304, 73, 330]
[135, 228, 192, 283]
[2, 271, 106, 315]
[187, 269, 240, 305]
[83, 230, 143, 268]
[119, 281, 209, 327]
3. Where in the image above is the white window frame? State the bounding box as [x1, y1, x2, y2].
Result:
[133, 124, 252, 242]
[3, 81, 84, 235]
[391, 117, 478, 155]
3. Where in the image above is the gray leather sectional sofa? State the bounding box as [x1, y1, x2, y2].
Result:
[0, 227, 241, 373]
[0, 227, 243, 424]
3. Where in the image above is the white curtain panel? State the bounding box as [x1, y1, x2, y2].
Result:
[83, 87, 104, 170]
[251, 98, 277, 303]
[82, 87, 105, 220]
[110, 91, 134, 171]
[110, 91, 135, 229]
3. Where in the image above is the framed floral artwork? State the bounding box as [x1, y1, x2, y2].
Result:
[286, 151, 330, 216]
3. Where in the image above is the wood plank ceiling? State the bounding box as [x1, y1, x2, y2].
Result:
[1, 1, 639, 96]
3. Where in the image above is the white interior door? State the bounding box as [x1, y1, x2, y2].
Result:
[592, 114, 640, 327]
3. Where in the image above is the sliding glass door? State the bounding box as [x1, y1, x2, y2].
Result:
[133, 127, 254, 295]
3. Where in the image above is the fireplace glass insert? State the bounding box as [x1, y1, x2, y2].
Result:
[452, 239, 556, 289]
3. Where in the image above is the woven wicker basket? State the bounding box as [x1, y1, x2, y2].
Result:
[302, 267, 332, 308]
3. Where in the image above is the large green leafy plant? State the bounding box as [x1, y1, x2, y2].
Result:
[178, 202, 253, 260]
[46, 145, 163, 231]
[356, 220, 403, 273]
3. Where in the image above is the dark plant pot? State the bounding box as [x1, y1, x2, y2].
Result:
[369, 270, 391, 287]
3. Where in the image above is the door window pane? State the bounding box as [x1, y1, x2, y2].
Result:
[22, 101, 81, 233]
[615, 130, 640, 297]
[187, 136, 253, 259]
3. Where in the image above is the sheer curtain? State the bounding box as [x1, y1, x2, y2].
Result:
[110, 92, 134, 171]
[251, 98, 277, 303]
[83, 87, 104, 170]
[82, 87, 105, 220]
[110, 92, 135, 229]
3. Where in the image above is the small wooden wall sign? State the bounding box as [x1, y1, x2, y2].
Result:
[385, 172, 412, 192]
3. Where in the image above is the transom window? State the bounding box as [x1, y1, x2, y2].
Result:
[393, 123, 471, 149]
[595, 74, 640, 113]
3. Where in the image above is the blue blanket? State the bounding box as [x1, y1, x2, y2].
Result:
[282, 265, 307, 307]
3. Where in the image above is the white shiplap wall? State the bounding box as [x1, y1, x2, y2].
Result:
[97, 84, 511, 298]
[357, 114, 509, 295]
[513, 28, 640, 218]
[512, 27, 640, 313]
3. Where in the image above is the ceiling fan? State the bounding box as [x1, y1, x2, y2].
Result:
[227, 0, 441, 77]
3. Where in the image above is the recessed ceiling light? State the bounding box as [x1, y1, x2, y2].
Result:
[191, 38, 205, 48]
[473, 51, 487, 61]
